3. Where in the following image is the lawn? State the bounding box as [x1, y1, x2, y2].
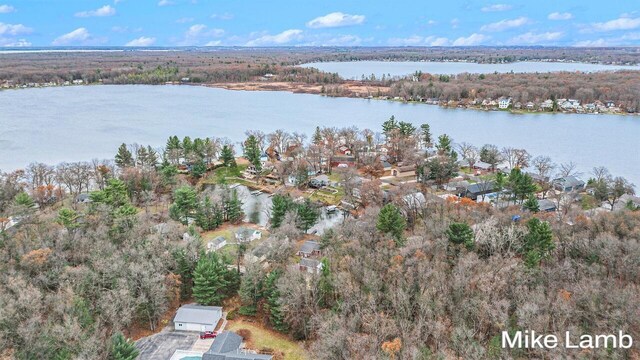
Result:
[226, 320, 309, 360]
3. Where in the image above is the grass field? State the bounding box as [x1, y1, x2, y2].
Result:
[226, 320, 309, 360]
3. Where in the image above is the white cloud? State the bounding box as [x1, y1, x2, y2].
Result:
[481, 4, 513, 12]
[480, 17, 530, 32]
[427, 20, 437, 25]
[452, 33, 490, 46]
[52, 28, 91, 45]
[211, 12, 233, 20]
[591, 16, 640, 32]
[388, 35, 449, 46]
[176, 17, 194, 23]
[573, 39, 607, 47]
[548, 12, 573, 21]
[125, 36, 156, 46]
[205, 40, 221, 46]
[75, 5, 116, 18]
[306, 12, 365, 28]
[1, 38, 31, 47]
[0, 22, 32, 36]
[451, 18, 460, 29]
[158, 0, 174, 6]
[509, 31, 563, 44]
[246, 29, 303, 46]
[0, 4, 15, 13]
[178, 24, 224, 45]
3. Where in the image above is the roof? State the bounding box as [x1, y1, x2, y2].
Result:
[299, 258, 322, 268]
[174, 304, 222, 325]
[465, 182, 496, 194]
[381, 161, 393, 169]
[554, 176, 585, 188]
[204, 331, 272, 360]
[313, 174, 330, 182]
[236, 227, 260, 236]
[299, 240, 320, 254]
[211, 236, 226, 246]
[538, 199, 556, 211]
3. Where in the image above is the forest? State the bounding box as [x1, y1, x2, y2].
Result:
[1, 120, 639, 359]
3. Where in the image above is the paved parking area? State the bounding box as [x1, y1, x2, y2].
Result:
[190, 337, 215, 353]
[136, 328, 199, 360]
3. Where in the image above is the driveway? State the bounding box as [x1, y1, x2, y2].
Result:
[136, 328, 199, 360]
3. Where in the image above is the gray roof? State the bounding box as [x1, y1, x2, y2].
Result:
[300, 258, 321, 268]
[554, 176, 585, 188]
[204, 331, 272, 360]
[211, 236, 227, 246]
[236, 228, 259, 237]
[299, 240, 320, 254]
[465, 182, 496, 195]
[538, 199, 557, 211]
[174, 304, 222, 325]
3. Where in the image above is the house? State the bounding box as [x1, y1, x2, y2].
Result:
[174, 304, 222, 332]
[612, 194, 640, 211]
[243, 165, 259, 179]
[76, 193, 92, 203]
[605, 100, 616, 108]
[202, 331, 272, 360]
[526, 102, 535, 110]
[540, 99, 554, 110]
[553, 176, 585, 192]
[299, 258, 323, 274]
[402, 192, 426, 209]
[331, 155, 356, 168]
[235, 228, 262, 243]
[338, 145, 352, 155]
[391, 164, 416, 177]
[298, 240, 321, 258]
[498, 97, 512, 109]
[381, 161, 393, 175]
[459, 182, 496, 201]
[207, 236, 227, 252]
[538, 199, 557, 212]
[309, 174, 330, 188]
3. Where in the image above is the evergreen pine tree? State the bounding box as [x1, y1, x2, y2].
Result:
[376, 204, 407, 246]
[523, 196, 540, 212]
[296, 199, 320, 233]
[109, 333, 139, 360]
[264, 270, 288, 332]
[244, 135, 262, 171]
[169, 186, 198, 225]
[312, 126, 323, 145]
[270, 195, 293, 228]
[224, 189, 244, 223]
[445, 222, 475, 250]
[522, 218, 555, 268]
[221, 145, 236, 168]
[114, 143, 133, 169]
[192, 252, 229, 305]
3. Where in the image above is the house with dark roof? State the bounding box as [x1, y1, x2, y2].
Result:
[202, 331, 272, 360]
[174, 304, 222, 332]
[538, 199, 557, 212]
[297, 240, 321, 258]
[459, 182, 496, 201]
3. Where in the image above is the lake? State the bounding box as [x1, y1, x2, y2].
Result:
[0, 85, 638, 185]
[300, 61, 640, 79]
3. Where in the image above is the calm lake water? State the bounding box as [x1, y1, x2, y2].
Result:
[300, 61, 640, 79]
[0, 85, 638, 185]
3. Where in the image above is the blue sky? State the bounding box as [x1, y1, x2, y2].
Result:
[0, 0, 639, 47]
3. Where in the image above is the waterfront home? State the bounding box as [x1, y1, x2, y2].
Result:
[174, 304, 222, 332]
[540, 99, 554, 110]
[498, 97, 512, 109]
[553, 176, 586, 192]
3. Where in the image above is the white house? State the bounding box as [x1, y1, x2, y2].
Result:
[235, 227, 262, 243]
[174, 304, 222, 332]
[207, 236, 227, 252]
[498, 97, 512, 109]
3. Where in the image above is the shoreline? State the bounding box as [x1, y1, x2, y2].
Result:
[2, 81, 637, 117]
